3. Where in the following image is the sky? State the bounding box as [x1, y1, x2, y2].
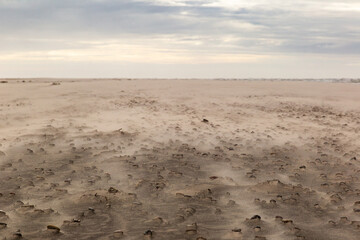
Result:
[0, 0, 360, 78]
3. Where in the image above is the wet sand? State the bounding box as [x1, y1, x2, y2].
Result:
[0, 79, 359, 240]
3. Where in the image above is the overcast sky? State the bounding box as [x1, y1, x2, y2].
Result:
[1, 0, 360, 78]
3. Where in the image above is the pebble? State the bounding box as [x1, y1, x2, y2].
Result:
[47, 225, 60, 233]
[186, 223, 197, 235]
[0, 222, 7, 229]
[13, 229, 22, 238]
[144, 229, 153, 238]
[64, 178, 72, 184]
[251, 215, 261, 220]
[108, 187, 119, 193]
[0, 210, 6, 216]
[254, 226, 261, 232]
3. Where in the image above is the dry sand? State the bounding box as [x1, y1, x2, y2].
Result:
[0, 79, 359, 240]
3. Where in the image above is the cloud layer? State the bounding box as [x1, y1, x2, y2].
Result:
[0, 0, 359, 77]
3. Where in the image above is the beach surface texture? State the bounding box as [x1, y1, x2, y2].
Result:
[0, 79, 359, 240]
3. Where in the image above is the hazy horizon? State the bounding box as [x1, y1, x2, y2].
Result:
[1, 0, 360, 78]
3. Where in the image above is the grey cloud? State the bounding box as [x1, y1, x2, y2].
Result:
[0, 0, 360, 55]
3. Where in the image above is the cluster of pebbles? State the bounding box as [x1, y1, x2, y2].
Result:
[0, 123, 359, 240]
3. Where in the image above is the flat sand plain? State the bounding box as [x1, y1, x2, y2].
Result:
[0, 79, 359, 240]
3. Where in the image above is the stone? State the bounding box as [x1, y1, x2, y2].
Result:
[47, 225, 60, 233]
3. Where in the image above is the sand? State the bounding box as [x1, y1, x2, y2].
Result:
[0, 79, 359, 240]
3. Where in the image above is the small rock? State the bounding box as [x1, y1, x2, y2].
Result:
[328, 220, 336, 226]
[0, 222, 7, 229]
[0, 210, 6, 216]
[215, 208, 222, 215]
[26, 149, 34, 154]
[47, 225, 60, 233]
[184, 208, 196, 216]
[144, 230, 153, 238]
[20, 204, 35, 210]
[13, 229, 22, 238]
[227, 200, 236, 206]
[64, 178, 72, 184]
[108, 187, 119, 193]
[186, 223, 197, 235]
[254, 226, 261, 232]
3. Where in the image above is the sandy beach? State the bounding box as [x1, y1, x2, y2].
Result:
[0, 79, 359, 240]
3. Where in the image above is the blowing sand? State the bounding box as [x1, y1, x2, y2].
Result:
[0, 79, 359, 240]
